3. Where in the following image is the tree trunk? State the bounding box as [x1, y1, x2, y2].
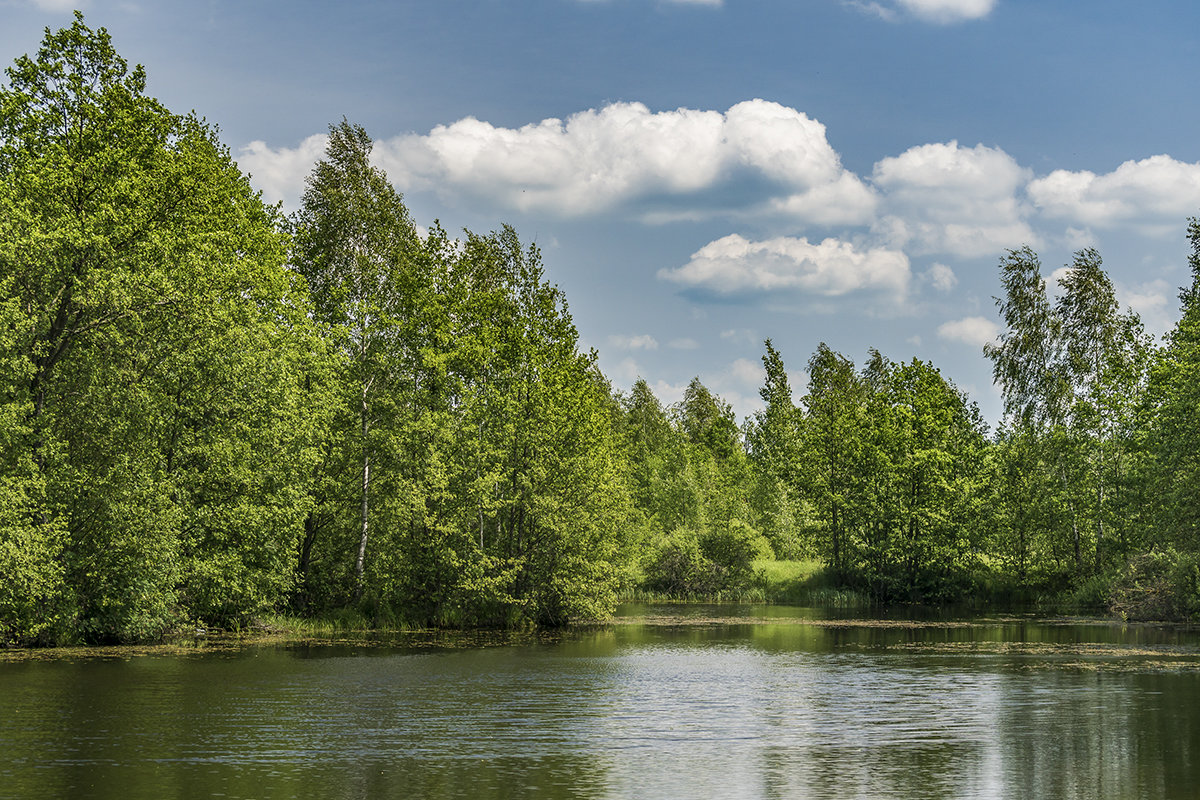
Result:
[355, 391, 370, 600]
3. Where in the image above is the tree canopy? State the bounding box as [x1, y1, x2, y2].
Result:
[7, 16, 1200, 643]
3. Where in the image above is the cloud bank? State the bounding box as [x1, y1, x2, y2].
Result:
[372, 99, 873, 222]
[240, 98, 1200, 308]
[658, 234, 910, 298]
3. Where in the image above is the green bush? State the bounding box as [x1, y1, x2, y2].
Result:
[700, 520, 772, 589]
[643, 528, 722, 595]
[643, 521, 773, 596]
[1109, 549, 1200, 621]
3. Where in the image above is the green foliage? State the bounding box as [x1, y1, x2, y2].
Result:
[986, 244, 1152, 584]
[642, 521, 770, 597]
[745, 339, 806, 558]
[290, 131, 636, 627]
[0, 15, 327, 642]
[1141, 219, 1200, 553]
[10, 16, 1200, 644]
[643, 528, 720, 596]
[1109, 550, 1200, 621]
[701, 519, 773, 586]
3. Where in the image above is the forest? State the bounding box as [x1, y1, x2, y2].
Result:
[5, 17, 1200, 645]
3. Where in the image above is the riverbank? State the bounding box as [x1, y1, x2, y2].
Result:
[623, 558, 1119, 616]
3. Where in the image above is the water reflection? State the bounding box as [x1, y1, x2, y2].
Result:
[3, 611, 1200, 799]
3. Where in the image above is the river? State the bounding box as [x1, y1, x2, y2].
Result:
[3, 604, 1199, 799]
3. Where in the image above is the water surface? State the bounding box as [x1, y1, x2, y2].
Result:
[3, 605, 1199, 799]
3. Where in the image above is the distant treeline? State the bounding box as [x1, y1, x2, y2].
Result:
[4, 18, 1200, 644]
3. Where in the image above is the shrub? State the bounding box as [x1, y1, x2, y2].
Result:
[643, 528, 722, 595]
[1109, 549, 1200, 621]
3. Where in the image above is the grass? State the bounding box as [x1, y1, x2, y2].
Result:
[750, 559, 870, 607]
[619, 559, 871, 607]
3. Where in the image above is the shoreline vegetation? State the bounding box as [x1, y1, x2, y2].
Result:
[6, 17, 1200, 648]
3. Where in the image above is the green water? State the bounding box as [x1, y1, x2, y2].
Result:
[4, 605, 1200, 799]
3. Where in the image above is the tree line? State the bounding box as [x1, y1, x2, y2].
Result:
[3, 17, 1200, 644]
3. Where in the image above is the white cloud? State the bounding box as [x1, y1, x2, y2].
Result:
[847, 0, 995, 23]
[872, 140, 1035, 258]
[897, 0, 995, 23]
[706, 359, 768, 417]
[1027, 155, 1200, 230]
[608, 334, 659, 350]
[660, 234, 910, 297]
[669, 337, 700, 350]
[1049, 266, 1072, 288]
[650, 379, 689, 407]
[730, 357, 766, 386]
[609, 357, 644, 387]
[766, 172, 879, 226]
[1118, 278, 1174, 337]
[925, 262, 958, 292]
[237, 134, 329, 207]
[368, 99, 872, 222]
[937, 316, 1000, 347]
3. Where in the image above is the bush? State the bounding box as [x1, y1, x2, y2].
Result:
[643, 528, 722, 595]
[1109, 549, 1200, 621]
[642, 521, 773, 596]
[700, 520, 772, 589]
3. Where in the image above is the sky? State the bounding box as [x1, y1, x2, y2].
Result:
[4, 0, 1200, 427]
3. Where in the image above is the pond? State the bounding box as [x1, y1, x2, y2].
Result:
[3, 604, 1200, 799]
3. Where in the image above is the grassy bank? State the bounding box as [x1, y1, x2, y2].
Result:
[620, 560, 871, 607]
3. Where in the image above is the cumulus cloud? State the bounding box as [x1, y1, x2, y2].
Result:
[1118, 278, 1175, 337]
[367, 99, 874, 222]
[937, 316, 1000, 347]
[765, 172, 880, 226]
[730, 357, 767, 386]
[1027, 155, 1200, 230]
[704, 359, 769, 416]
[872, 140, 1035, 258]
[237, 134, 329, 207]
[608, 357, 645, 387]
[660, 234, 910, 298]
[924, 262, 958, 292]
[608, 334, 660, 350]
[649, 379, 689, 407]
[848, 0, 995, 23]
[897, 0, 995, 22]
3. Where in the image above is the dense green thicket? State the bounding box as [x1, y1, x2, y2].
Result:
[0, 18, 630, 642]
[6, 17, 1200, 644]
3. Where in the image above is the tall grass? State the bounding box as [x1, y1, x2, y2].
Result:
[620, 559, 870, 607]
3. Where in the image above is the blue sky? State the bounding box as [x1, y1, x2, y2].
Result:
[5, 0, 1200, 425]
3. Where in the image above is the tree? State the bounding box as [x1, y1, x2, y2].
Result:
[290, 119, 420, 601]
[447, 227, 633, 625]
[746, 340, 804, 557]
[882, 359, 984, 599]
[985, 246, 1061, 428]
[986, 245, 1150, 580]
[802, 343, 865, 577]
[0, 15, 323, 641]
[1055, 248, 1150, 571]
[1144, 219, 1200, 551]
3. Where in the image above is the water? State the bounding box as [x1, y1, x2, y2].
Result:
[3, 605, 1200, 799]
